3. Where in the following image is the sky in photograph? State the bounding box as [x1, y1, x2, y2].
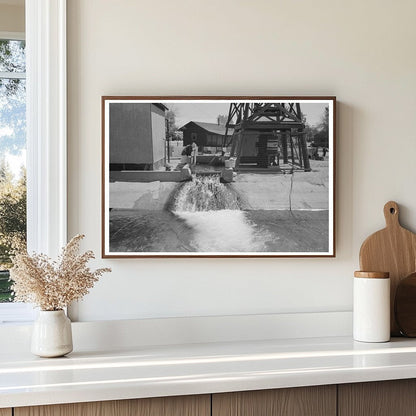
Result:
[167, 102, 327, 129]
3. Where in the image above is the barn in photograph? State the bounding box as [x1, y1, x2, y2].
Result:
[180, 121, 233, 154]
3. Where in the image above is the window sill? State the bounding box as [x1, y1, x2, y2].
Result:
[0, 303, 36, 324]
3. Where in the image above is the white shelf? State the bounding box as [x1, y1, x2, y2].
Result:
[2, 335, 416, 408]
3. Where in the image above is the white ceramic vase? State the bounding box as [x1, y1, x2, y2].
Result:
[31, 310, 73, 357]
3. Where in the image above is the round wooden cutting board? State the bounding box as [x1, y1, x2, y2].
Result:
[359, 201, 416, 336]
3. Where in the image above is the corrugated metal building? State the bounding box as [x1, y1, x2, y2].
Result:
[110, 103, 167, 170]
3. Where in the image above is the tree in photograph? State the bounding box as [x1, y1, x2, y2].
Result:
[313, 107, 329, 147]
[318, 106, 329, 137]
[302, 115, 318, 143]
[217, 114, 228, 126]
[166, 109, 177, 135]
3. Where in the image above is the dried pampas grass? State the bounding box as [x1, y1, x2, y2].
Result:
[10, 234, 111, 311]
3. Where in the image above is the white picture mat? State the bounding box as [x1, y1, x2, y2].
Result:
[103, 98, 334, 257]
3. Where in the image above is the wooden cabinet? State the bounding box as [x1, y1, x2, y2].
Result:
[11, 379, 416, 416]
[14, 395, 210, 416]
[338, 380, 416, 416]
[212, 385, 336, 416]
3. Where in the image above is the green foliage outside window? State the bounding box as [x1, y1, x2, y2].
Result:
[0, 39, 27, 302]
[0, 163, 26, 302]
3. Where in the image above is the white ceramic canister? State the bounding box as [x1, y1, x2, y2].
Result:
[353, 271, 390, 342]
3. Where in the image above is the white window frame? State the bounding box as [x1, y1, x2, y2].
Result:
[0, 31, 32, 323]
[0, 0, 67, 324]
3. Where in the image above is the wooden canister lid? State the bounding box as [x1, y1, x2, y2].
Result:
[354, 271, 389, 279]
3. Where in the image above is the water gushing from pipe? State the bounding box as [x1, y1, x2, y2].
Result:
[171, 175, 267, 252]
[172, 175, 240, 212]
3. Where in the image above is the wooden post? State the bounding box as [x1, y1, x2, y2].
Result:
[299, 130, 311, 171]
[290, 134, 295, 166]
[235, 133, 244, 169]
[297, 138, 303, 168]
[282, 131, 288, 164]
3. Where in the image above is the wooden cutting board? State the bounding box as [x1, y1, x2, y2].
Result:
[359, 201, 416, 336]
[395, 272, 416, 337]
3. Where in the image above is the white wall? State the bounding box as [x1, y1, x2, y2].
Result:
[67, 0, 416, 322]
[0, 3, 24, 33]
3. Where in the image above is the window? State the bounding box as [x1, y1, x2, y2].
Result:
[0, 1, 67, 324]
[0, 36, 26, 305]
[0, 33, 34, 323]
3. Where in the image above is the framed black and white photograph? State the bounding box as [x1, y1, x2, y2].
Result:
[102, 97, 335, 258]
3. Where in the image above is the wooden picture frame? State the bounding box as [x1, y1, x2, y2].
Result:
[102, 96, 336, 258]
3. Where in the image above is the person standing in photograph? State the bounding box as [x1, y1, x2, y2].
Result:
[181, 144, 192, 165]
[191, 141, 198, 165]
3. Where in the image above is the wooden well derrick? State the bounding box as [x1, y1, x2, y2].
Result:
[224, 103, 311, 172]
